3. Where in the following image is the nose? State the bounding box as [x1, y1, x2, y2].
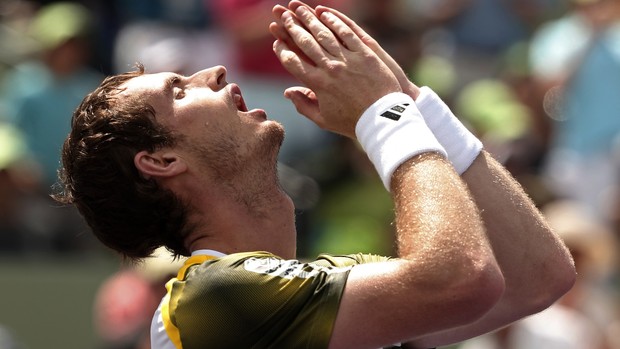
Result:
[191, 65, 227, 91]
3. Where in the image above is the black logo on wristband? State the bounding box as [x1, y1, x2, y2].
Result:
[381, 103, 409, 121]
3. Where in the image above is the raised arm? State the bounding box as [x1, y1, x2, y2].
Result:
[273, 2, 575, 348]
[272, 5, 505, 348]
[327, 152, 505, 349]
[303, 4, 576, 347]
[401, 151, 576, 348]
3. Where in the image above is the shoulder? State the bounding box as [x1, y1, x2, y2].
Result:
[181, 251, 358, 286]
[166, 252, 356, 348]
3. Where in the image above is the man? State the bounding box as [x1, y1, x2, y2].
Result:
[54, 1, 575, 348]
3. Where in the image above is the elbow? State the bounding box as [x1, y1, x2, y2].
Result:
[529, 255, 577, 314]
[504, 247, 577, 321]
[462, 259, 506, 322]
[396, 251, 505, 334]
[552, 256, 578, 299]
[444, 255, 506, 326]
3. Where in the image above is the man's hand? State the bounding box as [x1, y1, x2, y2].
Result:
[271, 3, 401, 139]
[312, 3, 422, 100]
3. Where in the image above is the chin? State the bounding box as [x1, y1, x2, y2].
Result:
[262, 121, 285, 154]
[248, 123, 284, 178]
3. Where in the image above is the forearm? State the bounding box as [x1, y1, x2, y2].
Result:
[464, 151, 575, 292]
[388, 152, 505, 333]
[323, 151, 505, 349]
[461, 151, 575, 315]
[413, 87, 575, 303]
[391, 153, 489, 261]
[349, 97, 506, 342]
[403, 151, 575, 347]
[396, 85, 574, 347]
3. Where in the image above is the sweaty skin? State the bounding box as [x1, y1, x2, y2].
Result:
[271, 2, 575, 348]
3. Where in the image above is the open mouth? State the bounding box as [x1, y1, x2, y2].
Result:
[230, 84, 248, 112]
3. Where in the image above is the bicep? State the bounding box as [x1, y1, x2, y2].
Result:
[328, 260, 491, 349]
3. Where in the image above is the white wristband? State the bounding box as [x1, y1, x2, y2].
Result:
[416, 86, 483, 174]
[356, 92, 447, 191]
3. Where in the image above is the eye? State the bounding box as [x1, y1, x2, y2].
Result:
[168, 76, 185, 99]
[174, 88, 185, 100]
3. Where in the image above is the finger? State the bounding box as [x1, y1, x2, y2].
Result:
[288, 1, 317, 16]
[315, 10, 366, 53]
[287, 3, 344, 57]
[292, 6, 342, 57]
[271, 5, 295, 43]
[316, 6, 398, 68]
[316, 6, 420, 98]
[273, 38, 315, 81]
[284, 86, 324, 125]
[269, 22, 314, 66]
[317, 6, 391, 59]
[271, 5, 318, 69]
[278, 10, 327, 67]
[316, 6, 375, 48]
[272, 4, 287, 18]
[269, 21, 289, 41]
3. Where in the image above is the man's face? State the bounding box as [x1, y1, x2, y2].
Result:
[119, 66, 284, 178]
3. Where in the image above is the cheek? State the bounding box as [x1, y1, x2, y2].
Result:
[178, 110, 232, 139]
[199, 117, 242, 149]
[203, 118, 241, 141]
[185, 126, 245, 179]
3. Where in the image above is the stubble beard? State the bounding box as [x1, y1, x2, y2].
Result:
[190, 122, 285, 214]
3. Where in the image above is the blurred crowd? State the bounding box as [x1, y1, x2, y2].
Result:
[1, 0, 620, 348]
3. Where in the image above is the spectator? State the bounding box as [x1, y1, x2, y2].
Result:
[93, 248, 185, 349]
[0, 2, 104, 189]
[530, 0, 620, 223]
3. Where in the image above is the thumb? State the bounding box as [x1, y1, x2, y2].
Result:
[284, 87, 324, 124]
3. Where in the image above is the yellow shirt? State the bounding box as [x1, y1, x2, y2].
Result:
[151, 250, 390, 349]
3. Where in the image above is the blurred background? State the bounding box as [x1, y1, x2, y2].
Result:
[1, 0, 620, 348]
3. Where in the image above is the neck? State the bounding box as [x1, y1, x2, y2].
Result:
[184, 181, 298, 259]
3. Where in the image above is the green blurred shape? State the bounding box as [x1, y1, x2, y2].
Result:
[456, 79, 531, 142]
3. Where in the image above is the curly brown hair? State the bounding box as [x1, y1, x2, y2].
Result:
[54, 65, 192, 259]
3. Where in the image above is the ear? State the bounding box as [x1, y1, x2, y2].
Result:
[134, 150, 188, 179]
